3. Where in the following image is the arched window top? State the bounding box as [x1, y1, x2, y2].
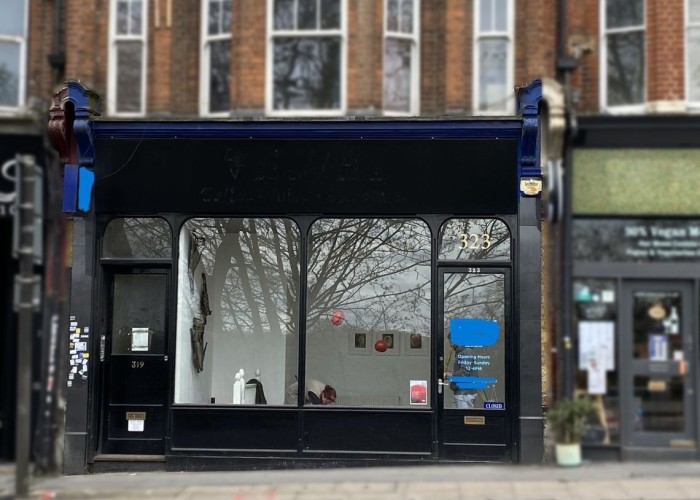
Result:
[438, 218, 511, 261]
[102, 217, 172, 259]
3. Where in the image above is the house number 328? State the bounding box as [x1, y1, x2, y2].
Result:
[131, 361, 145, 369]
[459, 233, 492, 250]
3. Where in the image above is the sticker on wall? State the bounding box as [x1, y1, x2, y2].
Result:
[409, 380, 428, 405]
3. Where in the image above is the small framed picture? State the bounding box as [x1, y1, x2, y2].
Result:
[348, 332, 371, 355]
[404, 333, 429, 356]
[374, 333, 399, 355]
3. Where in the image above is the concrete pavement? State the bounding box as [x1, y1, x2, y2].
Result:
[2, 461, 700, 499]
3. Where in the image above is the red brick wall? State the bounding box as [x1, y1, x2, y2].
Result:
[515, 0, 557, 87]
[26, 0, 57, 107]
[232, 0, 265, 111]
[170, 0, 199, 115]
[150, 1, 173, 114]
[421, 0, 446, 113]
[647, 0, 684, 102]
[445, 0, 469, 112]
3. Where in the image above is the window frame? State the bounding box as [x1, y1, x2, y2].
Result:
[382, 0, 421, 116]
[265, 0, 348, 117]
[686, 0, 700, 109]
[599, 0, 646, 114]
[107, 0, 148, 117]
[0, 0, 28, 114]
[199, 0, 232, 117]
[472, 0, 515, 116]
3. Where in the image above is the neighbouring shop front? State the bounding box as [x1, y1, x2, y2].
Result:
[568, 116, 700, 461]
[50, 81, 544, 474]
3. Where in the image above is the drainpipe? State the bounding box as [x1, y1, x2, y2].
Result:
[48, 0, 65, 85]
[556, 0, 578, 399]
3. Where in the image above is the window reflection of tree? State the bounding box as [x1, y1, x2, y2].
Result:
[104, 218, 172, 259]
[607, 32, 644, 106]
[272, 0, 342, 110]
[383, 39, 411, 112]
[307, 219, 431, 334]
[0, 62, 19, 106]
[184, 218, 431, 340]
[605, 0, 644, 106]
[274, 38, 340, 110]
[187, 218, 300, 337]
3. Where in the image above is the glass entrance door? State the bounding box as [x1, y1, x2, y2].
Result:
[621, 281, 696, 448]
[437, 268, 511, 461]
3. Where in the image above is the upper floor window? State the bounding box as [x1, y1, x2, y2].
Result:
[0, 0, 27, 112]
[108, 0, 148, 116]
[602, 0, 645, 110]
[474, 0, 514, 115]
[687, 0, 700, 104]
[267, 0, 346, 116]
[200, 0, 232, 116]
[383, 0, 420, 115]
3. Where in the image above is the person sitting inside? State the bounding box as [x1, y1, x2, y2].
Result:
[285, 378, 336, 405]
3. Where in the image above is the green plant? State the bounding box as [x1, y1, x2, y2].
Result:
[547, 396, 596, 444]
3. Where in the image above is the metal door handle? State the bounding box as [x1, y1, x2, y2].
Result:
[438, 378, 449, 394]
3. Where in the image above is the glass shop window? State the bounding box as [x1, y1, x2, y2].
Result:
[573, 278, 619, 445]
[304, 218, 431, 408]
[102, 217, 172, 259]
[438, 218, 510, 261]
[174, 218, 300, 406]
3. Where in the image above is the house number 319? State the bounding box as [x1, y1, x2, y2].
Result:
[131, 361, 145, 369]
[459, 233, 492, 250]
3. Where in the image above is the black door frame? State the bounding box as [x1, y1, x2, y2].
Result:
[436, 265, 514, 461]
[620, 279, 697, 449]
[97, 265, 171, 455]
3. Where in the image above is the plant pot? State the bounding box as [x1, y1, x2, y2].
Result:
[555, 442, 582, 467]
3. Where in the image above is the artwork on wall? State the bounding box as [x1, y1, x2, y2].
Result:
[374, 332, 399, 356]
[348, 332, 371, 355]
[404, 333, 429, 356]
[191, 272, 212, 373]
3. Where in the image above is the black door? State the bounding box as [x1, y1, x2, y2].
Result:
[101, 270, 169, 455]
[437, 267, 512, 461]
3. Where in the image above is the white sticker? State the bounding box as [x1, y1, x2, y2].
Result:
[75, 342, 87, 352]
[602, 290, 615, 303]
[67, 381, 73, 387]
[84, 327, 90, 333]
[70, 321, 77, 326]
[68, 374, 74, 380]
[128, 420, 145, 432]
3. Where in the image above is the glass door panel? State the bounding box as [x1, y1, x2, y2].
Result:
[622, 281, 695, 448]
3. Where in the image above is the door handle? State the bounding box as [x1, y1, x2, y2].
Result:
[437, 378, 449, 394]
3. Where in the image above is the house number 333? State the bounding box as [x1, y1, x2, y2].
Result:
[459, 233, 492, 250]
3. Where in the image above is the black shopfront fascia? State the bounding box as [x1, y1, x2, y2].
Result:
[66, 117, 543, 472]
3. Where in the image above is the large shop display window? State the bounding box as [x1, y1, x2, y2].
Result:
[573, 278, 619, 445]
[304, 218, 431, 408]
[175, 218, 301, 405]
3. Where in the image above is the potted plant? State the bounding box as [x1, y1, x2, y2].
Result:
[547, 395, 595, 467]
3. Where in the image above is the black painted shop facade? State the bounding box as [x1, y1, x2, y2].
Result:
[52, 81, 544, 473]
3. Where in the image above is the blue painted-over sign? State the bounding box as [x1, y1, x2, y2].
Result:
[449, 318, 499, 347]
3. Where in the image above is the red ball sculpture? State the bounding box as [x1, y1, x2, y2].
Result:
[330, 309, 345, 326]
[374, 339, 388, 352]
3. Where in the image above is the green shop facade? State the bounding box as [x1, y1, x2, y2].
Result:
[48, 81, 544, 473]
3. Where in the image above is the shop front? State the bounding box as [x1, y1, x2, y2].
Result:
[568, 116, 700, 461]
[49, 81, 544, 473]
